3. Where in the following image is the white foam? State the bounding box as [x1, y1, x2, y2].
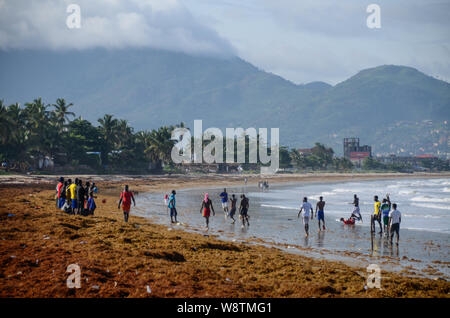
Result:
[261, 204, 296, 210]
[411, 196, 450, 203]
[411, 203, 450, 210]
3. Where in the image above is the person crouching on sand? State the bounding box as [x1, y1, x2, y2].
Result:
[200, 193, 215, 229]
[118, 185, 136, 223]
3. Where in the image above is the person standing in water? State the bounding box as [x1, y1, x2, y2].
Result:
[381, 195, 391, 234]
[372, 195, 382, 234]
[239, 194, 250, 228]
[200, 193, 215, 229]
[389, 203, 401, 245]
[118, 185, 136, 223]
[350, 194, 362, 222]
[298, 197, 313, 237]
[315, 196, 326, 231]
[219, 188, 229, 217]
[229, 194, 237, 224]
[168, 190, 178, 224]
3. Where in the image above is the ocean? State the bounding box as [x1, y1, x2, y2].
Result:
[134, 177, 450, 280]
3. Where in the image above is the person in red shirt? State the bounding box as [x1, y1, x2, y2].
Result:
[118, 185, 136, 222]
[340, 217, 355, 225]
[56, 177, 64, 208]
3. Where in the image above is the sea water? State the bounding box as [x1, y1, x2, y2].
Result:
[134, 177, 450, 280]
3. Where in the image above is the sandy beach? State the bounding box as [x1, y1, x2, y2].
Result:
[0, 172, 449, 297]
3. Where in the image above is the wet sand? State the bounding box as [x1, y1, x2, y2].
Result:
[0, 173, 449, 297]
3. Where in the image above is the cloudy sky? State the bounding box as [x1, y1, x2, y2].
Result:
[0, 0, 449, 84]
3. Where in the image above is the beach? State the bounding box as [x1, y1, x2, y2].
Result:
[0, 173, 449, 297]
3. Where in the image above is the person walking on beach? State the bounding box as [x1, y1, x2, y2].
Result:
[371, 195, 382, 234]
[298, 197, 313, 237]
[118, 185, 136, 223]
[168, 190, 178, 224]
[220, 188, 229, 217]
[229, 194, 237, 224]
[315, 196, 326, 231]
[239, 194, 250, 228]
[389, 203, 401, 245]
[381, 195, 391, 234]
[350, 194, 362, 222]
[200, 193, 215, 229]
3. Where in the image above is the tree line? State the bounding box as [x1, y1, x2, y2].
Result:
[1, 98, 446, 174]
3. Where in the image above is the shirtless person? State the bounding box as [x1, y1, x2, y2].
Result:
[315, 196, 326, 231]
[239, 194, 250, 228]
[229, 194, 237, 224]
[350, 194, 363, 222]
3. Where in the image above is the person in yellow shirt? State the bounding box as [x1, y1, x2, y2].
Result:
[68, 178, 78, 213]
[372, 195, 382, 234]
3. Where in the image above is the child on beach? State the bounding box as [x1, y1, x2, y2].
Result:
[118, 185, 136, 223]
[200, 193, 215, 229]
[87, 193, 96, 216]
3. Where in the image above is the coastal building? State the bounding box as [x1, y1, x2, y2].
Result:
[343, 137, 372, 166]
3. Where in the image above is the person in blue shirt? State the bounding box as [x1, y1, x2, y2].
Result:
[168, 190, 178, 223]
[219, 188, 229, 217]
[87, 193, 96, 216]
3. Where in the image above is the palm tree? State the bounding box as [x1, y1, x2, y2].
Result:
[98, 114, 119, 163]
[52, 98, 75, 130]
[0, 100, 13, 144]
[144, 126, 176, 170]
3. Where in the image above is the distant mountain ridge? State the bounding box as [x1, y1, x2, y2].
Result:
[0, 48, 449, 155]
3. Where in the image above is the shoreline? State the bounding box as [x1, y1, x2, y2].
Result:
[0, 173, 449, 297]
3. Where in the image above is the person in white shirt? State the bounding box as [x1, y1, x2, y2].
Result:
[298, 197, 314, 237]
[388, 203, 402, 245]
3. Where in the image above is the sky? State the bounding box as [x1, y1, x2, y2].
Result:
[0, 0, 449, 84]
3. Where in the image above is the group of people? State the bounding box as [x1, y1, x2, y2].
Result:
[57, 177, 402, 245]
[55, 177, 98, 216]
[162, 188, 250, 229]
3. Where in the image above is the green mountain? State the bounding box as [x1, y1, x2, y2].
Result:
[0, 49, 449, 155]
